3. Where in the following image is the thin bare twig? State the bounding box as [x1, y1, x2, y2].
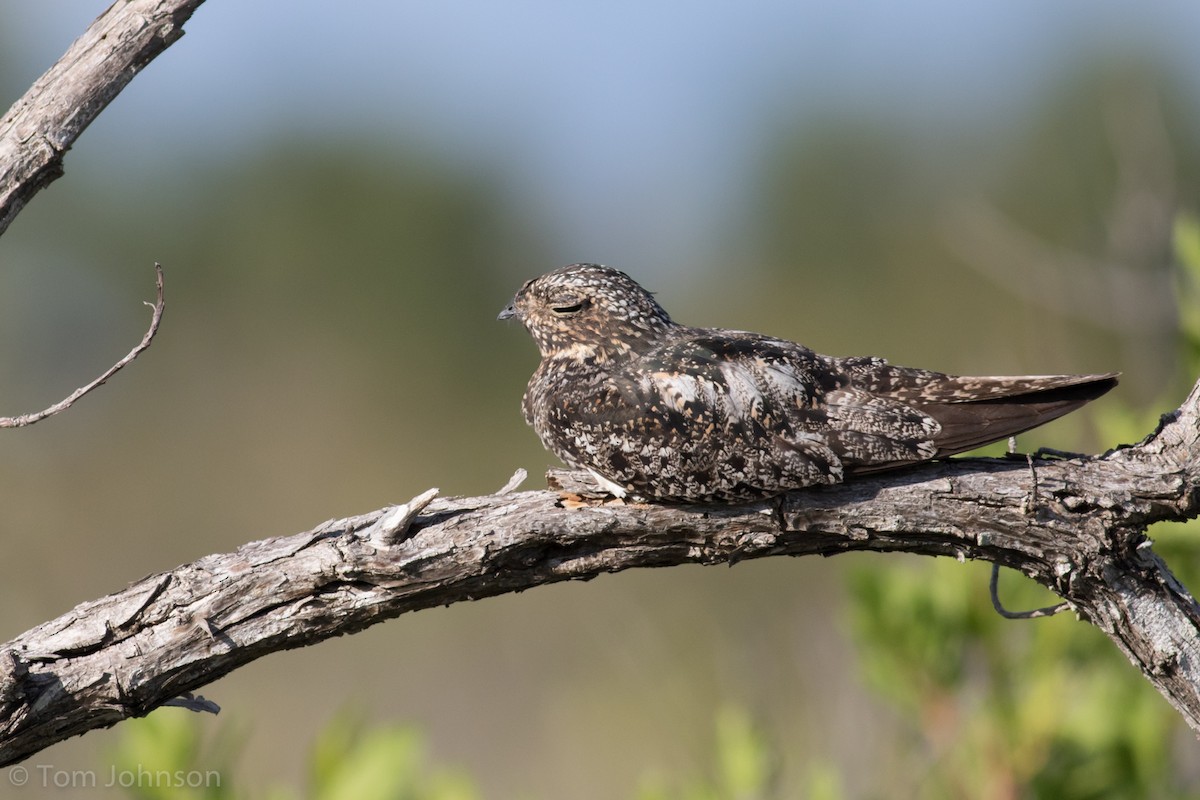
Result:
[0, 263, 165, 429]
[989, 563, 1070, 620]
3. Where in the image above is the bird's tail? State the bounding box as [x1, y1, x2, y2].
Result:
[915, 372, 1119, 457]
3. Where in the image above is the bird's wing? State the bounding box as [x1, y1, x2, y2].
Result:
[556, 332, 849, 497]
[650, 336, 946, 469]
[833, 358, 1119, 463]
[603, 333, 948, 494]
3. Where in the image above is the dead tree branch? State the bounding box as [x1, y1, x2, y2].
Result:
[0, 263, 165, 428]
[1, 378, 1198, 765]
[0, 0, 206, 236]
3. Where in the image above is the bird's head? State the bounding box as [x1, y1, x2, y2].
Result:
[498, 264, 675, 360]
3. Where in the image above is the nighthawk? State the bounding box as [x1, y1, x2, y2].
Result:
[498, 264, 1117, 502]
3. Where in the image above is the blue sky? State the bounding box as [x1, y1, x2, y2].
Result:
[7, 1, 1200, 271]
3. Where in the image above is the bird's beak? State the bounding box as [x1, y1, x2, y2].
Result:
[497, 303, 516, 321]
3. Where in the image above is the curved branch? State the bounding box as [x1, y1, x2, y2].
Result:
[0, 264, 165, 428]
[1, 378, 1198, 764]
[0, 0, 206, 236]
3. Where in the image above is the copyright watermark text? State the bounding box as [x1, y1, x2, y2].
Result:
[8, 763, 221, 790]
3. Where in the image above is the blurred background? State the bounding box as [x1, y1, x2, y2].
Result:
[2, 1, 1200, 797]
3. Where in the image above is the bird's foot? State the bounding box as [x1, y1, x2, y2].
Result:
[546, 468, 636, 506]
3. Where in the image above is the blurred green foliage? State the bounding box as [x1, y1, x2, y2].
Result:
[838, 213, 1200, 798]
[296, 712, 479, 800]
[635, 707, 778, 800]
[1173, 214, 1200, 377]
[111, 705, 808, 800]
[107, 711, 241, 800]
[108, 711, 480, 800]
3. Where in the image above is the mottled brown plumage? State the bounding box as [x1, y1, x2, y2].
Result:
[499, 264, 1117, 502]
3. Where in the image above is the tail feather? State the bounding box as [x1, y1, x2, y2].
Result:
[921, 373, 1118, 457]
[846, 372, 1118, 474]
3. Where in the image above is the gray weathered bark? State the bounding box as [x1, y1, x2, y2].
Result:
[0, 378, 1198, 765]
[0, 0, 205, 236]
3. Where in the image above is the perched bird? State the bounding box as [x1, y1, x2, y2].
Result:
[498, 264, 1117, 502]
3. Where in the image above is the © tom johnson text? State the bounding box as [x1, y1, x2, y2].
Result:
[8, 763, 222, 789]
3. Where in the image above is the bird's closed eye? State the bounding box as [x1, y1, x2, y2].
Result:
[551, 301, 585, 314]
